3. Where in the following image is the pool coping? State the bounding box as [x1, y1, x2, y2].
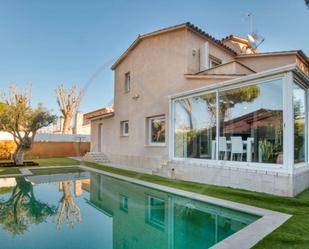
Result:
[79, 164, 291, 249]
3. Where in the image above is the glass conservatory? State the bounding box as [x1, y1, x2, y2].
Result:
[170, 65, 309, 172]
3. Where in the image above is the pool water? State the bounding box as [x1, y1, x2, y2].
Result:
[0, 169, 259, 249]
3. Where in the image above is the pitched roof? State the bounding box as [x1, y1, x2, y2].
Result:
[84, 107, 114, 122]
[111, 22, 237, 70]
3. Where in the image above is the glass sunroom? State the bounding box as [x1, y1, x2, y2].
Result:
[169, 65, 309, 172]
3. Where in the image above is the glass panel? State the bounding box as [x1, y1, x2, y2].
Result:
[293, 82, 307, 163]
[219, 79, 283, 164]
[150, 117, 165, 143]
[174, 92, 217, 159]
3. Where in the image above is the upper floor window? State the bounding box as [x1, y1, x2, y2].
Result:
[209, 56, 222, 68]
[148, 116, 166, 145]
[124, 72, 130, 93]
[121, 121, 129, 136]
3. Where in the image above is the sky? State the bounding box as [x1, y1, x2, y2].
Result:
[0, 0, 308, 115]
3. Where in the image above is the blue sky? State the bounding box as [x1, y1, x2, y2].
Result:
[0, 0, 308, 115]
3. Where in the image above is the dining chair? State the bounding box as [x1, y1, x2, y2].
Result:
[219, 136, 228, 160]
[230, 136, 245, 161]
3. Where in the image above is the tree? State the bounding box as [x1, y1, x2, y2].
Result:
[202, 85, 260, 131]
[55, 84, 83, 134]
[0, 85, 56, 165]
[177, 86, 260, 157]
[0, 177, 57, 235]
[306, 0, 309, 8]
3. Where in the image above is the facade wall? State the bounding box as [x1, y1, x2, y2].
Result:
[93, 28, 234, 168]
[164, 161, 294, 196]
[237, 54, 296, 73]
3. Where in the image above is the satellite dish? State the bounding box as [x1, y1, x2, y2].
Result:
[247, 32, 265, 50]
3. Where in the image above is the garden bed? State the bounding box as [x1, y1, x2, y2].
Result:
[0, 161, 39, 167]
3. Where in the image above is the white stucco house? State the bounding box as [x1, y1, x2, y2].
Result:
[84, 23, 309, 196]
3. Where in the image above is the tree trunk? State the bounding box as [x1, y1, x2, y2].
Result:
[13, 145, 25, 165]
[62, 114, 72, 134]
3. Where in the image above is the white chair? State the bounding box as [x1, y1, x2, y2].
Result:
[219, 136, 228, 160]
[230, 136, 245, 161]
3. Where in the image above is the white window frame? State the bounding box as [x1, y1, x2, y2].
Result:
[292, 79, 308, 165]
[148, 116, 166, 146]
[169, 72, 296, 173]
[121, 120, 129, 136]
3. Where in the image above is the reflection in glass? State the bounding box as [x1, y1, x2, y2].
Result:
[149, 116, 166, 144]
[293, 83, 307, 163]
[174, 92, 216, 158]
[219, 80, 283, 164]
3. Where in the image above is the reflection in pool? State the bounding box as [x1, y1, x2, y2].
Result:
[0, 170, 259, 249]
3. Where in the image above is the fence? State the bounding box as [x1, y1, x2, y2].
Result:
[0, 132, 90, 159]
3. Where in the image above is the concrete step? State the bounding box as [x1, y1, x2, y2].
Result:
[83, 152, 109, 164]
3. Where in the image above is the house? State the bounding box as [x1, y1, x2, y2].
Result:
[84, 22, 309, 196]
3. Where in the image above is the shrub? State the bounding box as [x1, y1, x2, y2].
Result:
[0, 141, 16, 159]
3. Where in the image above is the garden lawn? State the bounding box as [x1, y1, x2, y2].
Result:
[0, 157, 308, 248]
[0, 157, 79, 175]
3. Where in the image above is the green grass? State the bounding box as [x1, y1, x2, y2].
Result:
[0, 157, 79, 176]
[0, 167, 20, 175]
[0, 157, 308, 248]
[31, 157, 80, 167]
[30, 167, 84, 175]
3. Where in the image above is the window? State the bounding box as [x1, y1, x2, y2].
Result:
[219, 79, 283, 164]
[293, 82, 307, 163]
[124, 72, 130, 93]
[120, 195, 128, 212]
[173, 79, 284, 164]
[148, 116, 166, 145]
[209, 56, 222, 68]
[209, 59, 221, 68]
[147, 196, 165, 229]
[121, 121, 129, 136]
[174, 92, 216, 158]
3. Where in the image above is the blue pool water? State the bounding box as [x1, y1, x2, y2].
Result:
[0, 169, 259, 249]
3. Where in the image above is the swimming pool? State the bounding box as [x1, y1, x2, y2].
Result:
[0, 167, 286, 249]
